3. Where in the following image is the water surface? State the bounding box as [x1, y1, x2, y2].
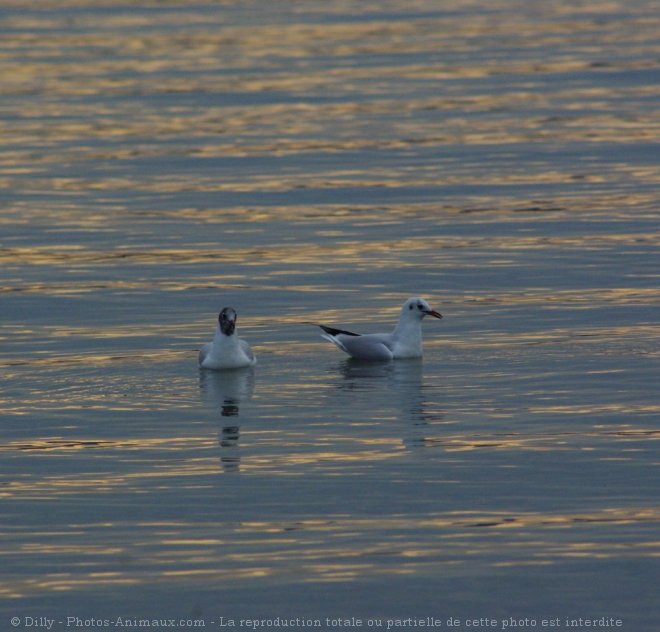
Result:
[1, 1, 659, 630]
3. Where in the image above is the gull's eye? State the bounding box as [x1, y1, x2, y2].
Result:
[418, 303, 424, 310]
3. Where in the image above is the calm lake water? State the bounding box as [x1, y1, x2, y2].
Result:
[1, 1, 659, 631]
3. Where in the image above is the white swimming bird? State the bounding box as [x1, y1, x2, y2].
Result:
[199, 307, 256, 370]
[319, 297, 443, 362]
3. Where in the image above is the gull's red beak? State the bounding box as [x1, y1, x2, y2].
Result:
[425, 309, 443, 319]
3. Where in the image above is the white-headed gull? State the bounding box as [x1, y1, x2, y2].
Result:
[319, 297, 443, 362]
[199, 307, 256, 370]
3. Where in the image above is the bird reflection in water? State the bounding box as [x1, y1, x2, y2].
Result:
[199, 368, 255, 472]
[336, 358, 445, 449]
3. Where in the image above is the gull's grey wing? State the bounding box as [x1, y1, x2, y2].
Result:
[239, 338, 256, 364]
[198, 342, 212, 366]
[335, 333, 393, 362]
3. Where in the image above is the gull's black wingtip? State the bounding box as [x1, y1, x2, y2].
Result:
[318, 324, 360, 337]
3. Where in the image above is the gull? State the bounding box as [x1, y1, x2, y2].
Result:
[199, 307, 256, 370]
[319, 297, 442, 362]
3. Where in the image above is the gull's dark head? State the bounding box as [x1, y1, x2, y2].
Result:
[218, 307, 237, 336]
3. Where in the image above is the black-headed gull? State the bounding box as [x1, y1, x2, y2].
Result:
[319, 297, 443, 362]
[199, 307, 256, 370]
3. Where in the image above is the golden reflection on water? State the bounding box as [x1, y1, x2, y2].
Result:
[422, 427, 660, 452]
[1, 507, 658, 598]
[1, 229, 659, 272]
[1, 424, 656, 501]
[1, 1, 659, 198]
